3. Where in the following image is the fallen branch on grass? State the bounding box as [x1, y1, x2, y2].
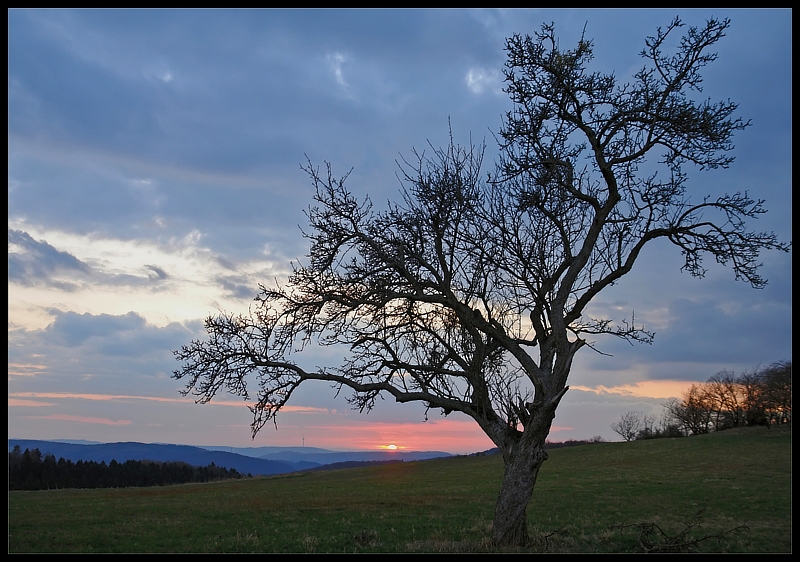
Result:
[611, 509, 749, 553]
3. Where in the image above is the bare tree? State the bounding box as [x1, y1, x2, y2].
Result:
[174, 18, 789, 546]
[759, 361, 792, 425]
[737, 370, 768, 427]
[611, 411, 645, 441]
[665, 384, 714, 435]
[705, 371, 746, 430]
[663, 362, 791, 434]
[639, 412, 659, 439]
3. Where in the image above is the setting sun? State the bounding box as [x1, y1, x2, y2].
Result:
[386, 444, 397, 450]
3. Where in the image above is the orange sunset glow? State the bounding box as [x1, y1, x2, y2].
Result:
[292, 419, 495, 454]
[572, 379, 696, 400]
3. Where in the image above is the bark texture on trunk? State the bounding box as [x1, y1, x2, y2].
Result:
[492, 441, 548, 546]
[490, 386, 566, 547]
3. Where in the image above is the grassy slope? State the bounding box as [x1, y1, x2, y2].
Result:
[8, 424, 791, 553]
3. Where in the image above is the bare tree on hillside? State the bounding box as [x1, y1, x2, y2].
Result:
[611, 411, 646, 441]
[174, 18, 789, 546]
[663, 362, 791, 434]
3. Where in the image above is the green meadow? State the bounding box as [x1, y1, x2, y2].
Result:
[8, 425, 791, 553]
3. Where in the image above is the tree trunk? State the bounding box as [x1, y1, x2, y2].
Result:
[492, 440, 549, 546]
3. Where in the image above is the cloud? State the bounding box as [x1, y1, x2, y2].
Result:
[465, 67, 502, 94]
[25, 414, 132, 426]
[8, 362, 48, 377]
[216, 274, 258, 300]
[144, 264, 169, 280]
[8, 228, 91, 289]
[42, 310, 147, 347]
[7, 224, 284, 338]
[571, 380, 696, 400]
[8, 398, 56, 407]
[7, 311, 200, 402]
[9, 391, 193, 404]
[327, 51, 349, 88]
[142, 61, 175, 84]
[8, 391, 331, 414]
[36, 310, 195, 362]
[8, 228, 173, 291]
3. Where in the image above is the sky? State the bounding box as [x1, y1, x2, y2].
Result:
[8, 9, 792, 455]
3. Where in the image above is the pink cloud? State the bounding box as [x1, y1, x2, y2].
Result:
[26, 414, 132, 426]
[8, 398, 56, 407]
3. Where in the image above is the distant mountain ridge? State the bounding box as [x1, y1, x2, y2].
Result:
[7, 440, 315, 476]
[258, 449, 452, 465]
[201, 444, 454, 464]
[7, 439, 453, 477]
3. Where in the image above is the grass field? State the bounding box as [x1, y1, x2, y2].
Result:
[8, 425, 791, 553]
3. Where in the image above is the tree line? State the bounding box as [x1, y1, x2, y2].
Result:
[612, 361, 791, 441]
[8, 446, 249, 491]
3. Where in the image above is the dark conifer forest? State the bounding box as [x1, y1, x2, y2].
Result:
[8, 446, 248, 491]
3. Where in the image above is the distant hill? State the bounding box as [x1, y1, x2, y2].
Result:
[201, 445, 454, 464]
[202, 445, 335, 458]
[7, 439, 454, 476]
[257, 449, 453, 465]
[7, 439, 316, 476]
[296, 459, 403, 472]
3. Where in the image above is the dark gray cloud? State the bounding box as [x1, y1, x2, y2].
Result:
[9, 310, 201, 389]
[574, 252, 793, 385]
[8, 229, 172, 289]
[11, 316, 205, 400]
[8, 229, 90, 290]
[9, 9, 792, 260]
[144, 265, 169, 281]
[43, 310, 147, 347]
[216, 275, 258, 300]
